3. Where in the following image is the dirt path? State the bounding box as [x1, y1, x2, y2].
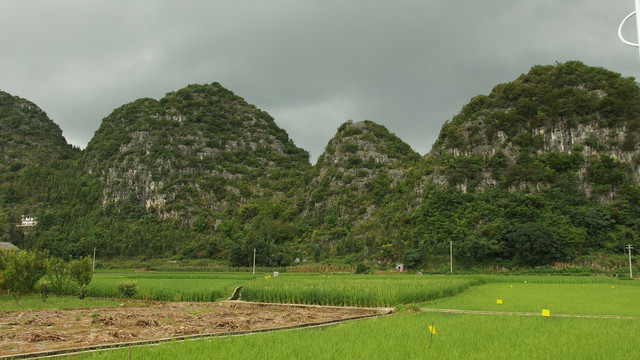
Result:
[0, 301, 392, 359]
[420, 308, 638, 319]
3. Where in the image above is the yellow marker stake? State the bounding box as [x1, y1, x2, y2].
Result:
[428, 321, 436, 349]
[497, 299, 503, 305]
[542, 309, 550, 317]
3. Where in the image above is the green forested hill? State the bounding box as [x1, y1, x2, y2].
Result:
[0, 90, 80, 247]
[310, 120, 421, 220]
[82, 82, 310, 219]
[31, 83, 312, 261]
[301, 120, 421, 260]
[398, 61, 640, 268]
[2, 62, 639, 269]
[0, 91, 78, 170]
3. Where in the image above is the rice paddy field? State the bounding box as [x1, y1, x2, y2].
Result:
[4, 271, 639, 359]
[421, 281, 640, 316]
[64, 311, 640, 360]
[86, 271, 252, 302]
[240, 274, 483, 307]
[83, 272, 483, 307]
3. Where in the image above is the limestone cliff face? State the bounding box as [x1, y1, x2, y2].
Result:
[81, 83, 310, 220]
[426, 61, 640, 199]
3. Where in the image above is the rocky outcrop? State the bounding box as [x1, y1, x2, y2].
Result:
[307, 120, 420, 220]
[426, 61, 640, 198]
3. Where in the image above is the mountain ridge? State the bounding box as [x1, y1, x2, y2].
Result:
[1, 61, 639, 269]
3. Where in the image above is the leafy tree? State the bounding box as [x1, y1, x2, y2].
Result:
[0, 249, 49, 305]
[402, 247, 424, 269]
[68, 256, 93, 287]
[456, 235, 501, 265]
[229, 242, 249, 267]
[503, 223, 564, 267]
[46, 256, 73, 296]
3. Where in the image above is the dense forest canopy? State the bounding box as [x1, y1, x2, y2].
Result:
[1, 62, 639, 270]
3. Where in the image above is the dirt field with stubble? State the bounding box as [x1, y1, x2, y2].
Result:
[0, 301, 392, 358]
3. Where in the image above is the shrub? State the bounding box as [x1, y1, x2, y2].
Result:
[77, 284, 88, 300]
[40, 281, 51, 302]
[118, 281, 138, 298]
[354, 262, 372, 274]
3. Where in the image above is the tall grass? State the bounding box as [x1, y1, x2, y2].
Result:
[86, 272, 251, 302]
[32, 272, 636, 309]
[421, 281, 640, 316]
[241, 274, 483, 307]
[63, 312, 640, 360]
[285, 263, 355, 273]
[470, 274, 624, 284]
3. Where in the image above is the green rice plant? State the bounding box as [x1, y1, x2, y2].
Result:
[87, 271, 251, 302]
[29, 274, 640, 359]
[470, 274, 623, 284]
[62, 312, 640, 360]
[241, 274, 483, 307]
[285, 263, 356, 273]
[421, 281, 640, 316]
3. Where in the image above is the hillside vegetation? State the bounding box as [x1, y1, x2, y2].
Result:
[0, 90, 81, 249]
[1, 61, 639, 270]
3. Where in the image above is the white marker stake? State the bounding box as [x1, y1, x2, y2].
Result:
[619, 0, 640, 60]
[627, 244, 633, 279]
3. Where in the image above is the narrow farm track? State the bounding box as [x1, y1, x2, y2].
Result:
[420, 308, 639, 319]
[227, 286, 243, 300]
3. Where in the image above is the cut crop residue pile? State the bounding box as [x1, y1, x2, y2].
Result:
[0, 301, 390, 357]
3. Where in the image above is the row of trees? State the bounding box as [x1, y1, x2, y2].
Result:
[0, 250, 93, 305]
[7, 157, 637, 270]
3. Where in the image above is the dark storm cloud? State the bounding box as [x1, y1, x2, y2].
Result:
[1, 1, 638, 163]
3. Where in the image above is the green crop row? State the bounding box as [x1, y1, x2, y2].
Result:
[240, 274, 484, 307]
[85, 271, 250, 302]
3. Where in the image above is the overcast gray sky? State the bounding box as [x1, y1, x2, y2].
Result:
[1, 1, 640, 163]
